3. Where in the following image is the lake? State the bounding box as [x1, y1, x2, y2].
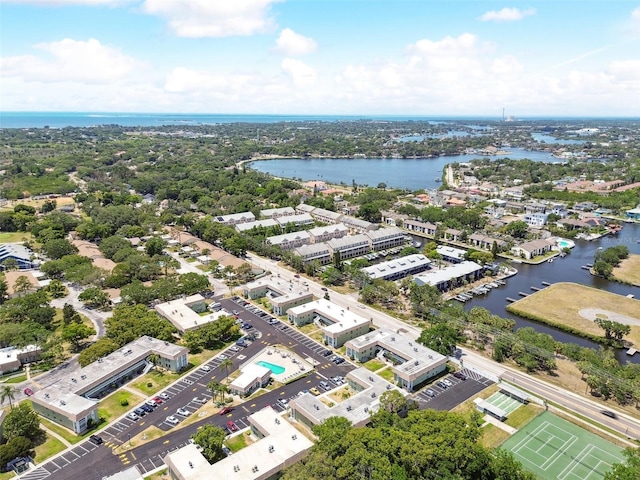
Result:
[249, 148, 556, 191]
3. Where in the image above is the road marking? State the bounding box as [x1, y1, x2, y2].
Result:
[164, 440, 170, 444]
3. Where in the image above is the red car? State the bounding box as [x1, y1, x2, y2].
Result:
[152, 396, 163, 404]
[23, 388, 34, 396]
[219, 407, 233, 415]
[227, 420, 238, 432]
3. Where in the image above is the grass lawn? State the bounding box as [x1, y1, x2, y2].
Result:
[34, 436, 67, 463]
[2, 374, 27, 384]
[0, 232, 33, 243]
[115, 425, 166, 454]
[507, 282, 640, 345]
[129, 370, 182, 396]
[98, 390, 144, 424]
[144, 469, 168, 480]
[225, 432, 249, 452]
[363, 359, 386, 372]
[39, 417, 83, 445]
[504, 403, 543, 429]
[480, 423, 510, 448]
[612, 254, 640, 285]
[0, 472, 16, 480]
[376, 367, 395, 383]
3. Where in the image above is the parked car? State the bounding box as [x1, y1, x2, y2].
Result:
[322, 350, 332, 357]
[443, 379, 453, 387]
[310, 387, 321, 396]
[227, 421, 239, 432]
[236, 340, 247, 347]
[453, 372, 467, 380]
[176, 407, 190, 416]
[89, 435, 103, 445]
[23, 387, 34, 396]
[230, 346, 241, 352]
[159, 393, 170, 400]
[218, 354, 228, 360]
[319, 381, 330, 390]
[141, 404, 154, 413]
[127, 412, 139, 421]
[277, 398, 289, 407]
[321, 287, 328, 291]
[222, 446, 232, 456]
[241, 323, 253, 330]
[134, 407, 146, 417]
[152, 396, 163, 404]
[425, 389, 436, 398]
[219, 406, 234, 415]
[193, 397, 206, 404]
[333, 357, 345, 364]
[166, 415, 179, 425]
[145, 399, 158, 408]
[437, 381, 448, 389]
[200, 365, 211, 372]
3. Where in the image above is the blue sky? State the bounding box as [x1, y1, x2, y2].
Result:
[1, 0, 639, 116]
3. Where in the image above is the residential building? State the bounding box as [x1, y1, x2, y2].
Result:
[289, 368, 406, 429]
[275, 213, 314, 228]
[345, 329, 447, 391]
[235, 219, 279, 233]
[243, 278, 313, 316]
[31, 337, 187, 433]
[467, 233, 506, 251]
[266, 231, 311, 250]
[155, 294, 229, 332]
[308, 223, 348, 243]
[365, 226, 405, 251]
[443, 228, 462, 242]
[413, 261, 484, 291]
[341, 216, 378, 234]
[214, 212, 256, 226]
[308, 206, 343, 224]
[0, 244, 36, 269]
[402, 220, 437, 237]
[71, 239, 117, 272]
[524, 212, 549, 227]
[260, 207, 295, 219]
[292, 243, 332, 265]
[362, 254, 431, 281]
[0, 345, 41, 375]
[436, 245, 466, 263]
[228, 364, 272, 397]
[510, 239, 555, 260]
[327, 234, 371, 260]
[287, 299, 371, 347]
[164, 407, 313, 480]
[625, 207, 640, 220]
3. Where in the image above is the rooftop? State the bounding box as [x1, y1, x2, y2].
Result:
[155, 295, 229, 332]
[413, 260, 483, 287]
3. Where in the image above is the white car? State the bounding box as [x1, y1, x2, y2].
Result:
[193, 397, 206, 404]
[166, 415, 179, 425]
[127, 412, 139, 421]
[200, 365, 211, 372]
[145, 400, 157, 408]
[218, 354, 228, 360]
[159, 392, 170, 400]
[176, 407, 191, 416]
[229, 346, 241, 352]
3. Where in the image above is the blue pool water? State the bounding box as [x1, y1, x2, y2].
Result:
[257, 361, 286, 375]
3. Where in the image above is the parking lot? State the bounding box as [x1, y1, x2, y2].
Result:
[414, 368, 494, 411]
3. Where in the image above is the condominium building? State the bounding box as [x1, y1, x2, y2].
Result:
[292, 243, 332, 265]
[214, 212, 256, 225]
[362, 254, 431, 281]
[327, 234, 371, 261]
[365, 226, 405, 251]
[243, 278, 313, 315]
[266, 231, 311, 250]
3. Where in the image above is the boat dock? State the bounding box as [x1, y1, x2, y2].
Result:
[506, 298, 517, 303]
[531, 286, 541, 291]
[518, 292, 529, 297]
[627, 348, 637, 356]
[541, 281, 551, 286]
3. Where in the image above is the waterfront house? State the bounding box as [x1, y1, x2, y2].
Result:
[327, 234, 371, 261]
[443, 228, 462, 242]
[365, 226, 405, 251]
[403, 219, 437, 236]
[625, 207, 640, 220]
[524, 212, 549, 227]
[510, 239, 555, 260]
[467, 233, 506, 251]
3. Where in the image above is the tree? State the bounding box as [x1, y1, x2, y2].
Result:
[145, 237, 167, 257]
[192, 425, 226, 463]
[0, 386, 17, 409]
[504, 220, 529, 239]
[220, 358, 234, 384]
[12, 275, 33, 295]
[605, 447, 640, 480]
[2, 403, 44, 441]
[207, 380, 221, 402]
[593, 260, 613, 278]
[61, 322, 95, 351]
[78, 287, 110, 309]
[46, 279, 66, 298]
[41, 238, 78, 260]
[78, 338, 119, 367]
[417, 323, 464, 356]
[0, 436, 33, 473]
[0, 275, 7, 304]
[594, 317, 630, 343]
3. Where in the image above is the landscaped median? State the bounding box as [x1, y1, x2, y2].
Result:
[506, 282, 640, 346]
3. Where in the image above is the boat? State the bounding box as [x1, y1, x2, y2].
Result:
[435, 178, 442, 183]
[547, 258, 554, 263]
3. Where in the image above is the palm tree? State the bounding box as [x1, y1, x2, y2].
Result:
[220, 358, 234, 384]
[207, 380, 220, 402]
[0, 385, 17, 409]
[147, 353, 160, 372]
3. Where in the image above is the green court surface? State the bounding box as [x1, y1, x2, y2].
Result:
[485, 391, 522, 415]
[500, 412, 624, 480]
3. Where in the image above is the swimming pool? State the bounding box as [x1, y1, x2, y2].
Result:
[256, 360, 286, 375]
[556, 238, 575, 249]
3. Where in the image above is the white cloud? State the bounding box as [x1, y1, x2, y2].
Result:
[141, 0, 282, 37]
[2, 0, 130, 4]
[274, 28, 317, 56]
[281, 58, 316, 87]
[0, 38, 141, 84]
[480, 7, 536, 22]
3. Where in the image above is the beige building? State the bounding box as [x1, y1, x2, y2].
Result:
[243, 278, 313, 316]
[345, 329, 447, 391]
[0, 345, 41, 375]
[287, 299, 371, 347]
[155, 294, 229, 332]
[31, 337, 187, 433]
[229, 364, 271, 397]
[164, 406, 313, 480]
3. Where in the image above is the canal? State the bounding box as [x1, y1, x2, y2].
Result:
[452, 223, 640, 361]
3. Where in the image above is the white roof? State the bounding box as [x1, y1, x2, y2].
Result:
[413, 261, 482, 287]
[267, 231, 311, 246]
[289, 299, 369, 332]
[235, 219, 279, 232]
[436, 245, 467, 260]
[308, 223, 348, 237]
[260, 206, 295, 218]
[230, 364, 271, 390]
[155, 296, 227, 332]
[276, 213, 314, 225]
[362, 254, 430, 280]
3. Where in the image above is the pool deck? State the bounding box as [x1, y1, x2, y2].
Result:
[240, 346, 314, 384]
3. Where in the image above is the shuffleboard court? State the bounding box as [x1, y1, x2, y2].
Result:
[500, 412, 624, 479]
[485, 391, 522, 415]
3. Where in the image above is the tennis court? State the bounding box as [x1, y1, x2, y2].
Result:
[501, 412, 623, 479]
[485, 391, 522, 415]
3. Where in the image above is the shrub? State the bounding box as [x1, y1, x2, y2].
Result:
[120, 399, 129, 407]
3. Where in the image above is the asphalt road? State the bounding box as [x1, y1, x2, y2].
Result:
[22, 297, 354, 480]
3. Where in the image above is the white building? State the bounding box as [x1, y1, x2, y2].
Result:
[365, 226, 405, 251]
[345, 329, 447, 391]
[436, 245, 467, 263]
[275, 213, 314, 228]
[413, 261, 483, 291]
[235, 219, 280, 233]
[0, 345, 41, 375]
[215, 212, 256, 226]
[287, 299, 371, 347]
[308, 223, 348, 243]
[327, 234, 371, 260]
[243, 278, 313, 315]
[266, 231, 311, 250]
[292, 243, 332, 265]
[31, 337, 187, 433]
[260, 207, 295, 219]
[155, 294, 229, 333]
[289, 367, 406, 428]
[362, 254, 431, 281]
[164, 407, 313, 480]
[229, 364, 272, 397]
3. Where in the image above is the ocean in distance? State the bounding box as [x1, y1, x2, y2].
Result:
[0, 112, 512, 129]
[1, 112, 632, 129]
